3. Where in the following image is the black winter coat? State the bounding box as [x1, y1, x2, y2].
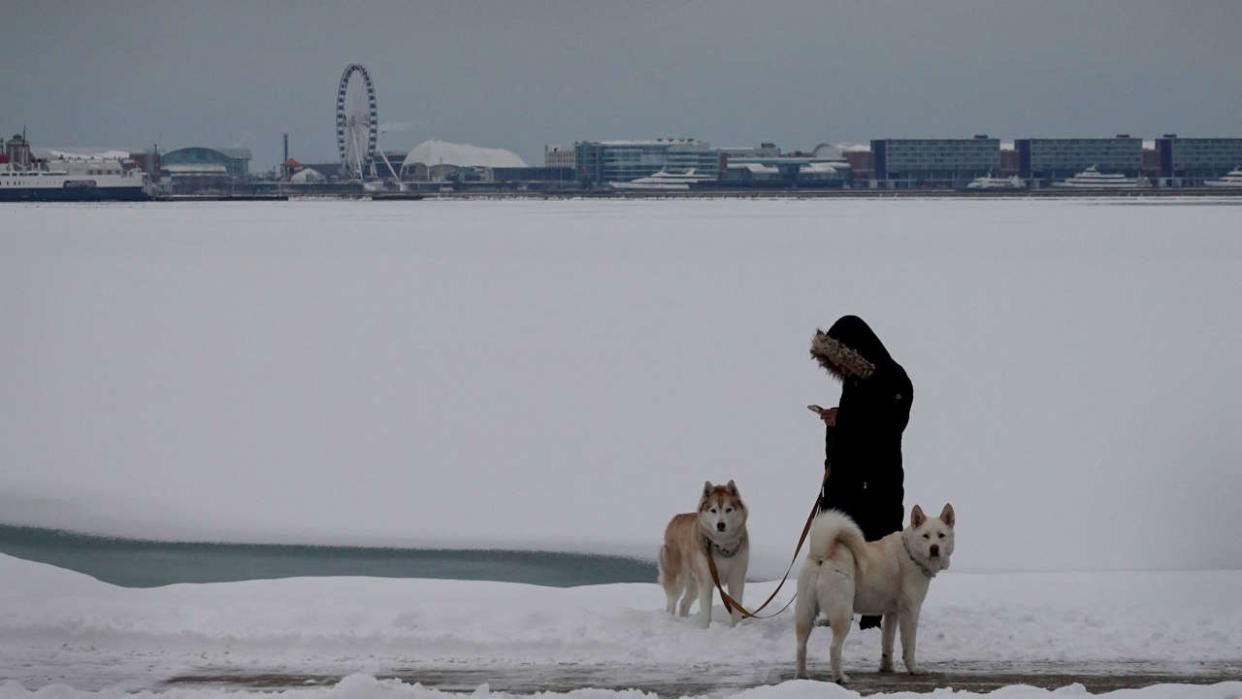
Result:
[811, 316, 913, 542]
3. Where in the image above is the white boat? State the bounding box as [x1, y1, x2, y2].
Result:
[2, 134, 152, 202]
[608, 169, 713, 191]
[1203, 166, 1242, 188]
[967, 173, 1025, 190]
[1051, 165, 1148, 189]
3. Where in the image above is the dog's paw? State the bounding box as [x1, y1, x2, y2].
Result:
[832, 671, 850, 684]
[878, 661, 894, 673]
[905, 666, 923, 675]
[795, 670, 809, 680]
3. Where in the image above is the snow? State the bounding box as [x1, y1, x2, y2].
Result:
[2, 199, 1241, 576]
[4, 677, 1242, 699]
[32, 147, 134, 161]
[1, 553, 1240, 697]
[3, 197, 1242, 695]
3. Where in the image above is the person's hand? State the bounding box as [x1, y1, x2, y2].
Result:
[819, 406, 838, 426]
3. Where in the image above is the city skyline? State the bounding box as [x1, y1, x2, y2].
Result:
[3, 0, 1240, 170]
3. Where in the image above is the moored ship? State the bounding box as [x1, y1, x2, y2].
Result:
[1203, 166, 1242, 188]
[1, 134, 153, 202]
[608, 168, 714, 191]
[966, 173, 1026, 190]
[1051, 165, 1148, 189]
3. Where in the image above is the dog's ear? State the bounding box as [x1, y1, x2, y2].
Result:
[939, 503, 955, 528]
[910, 504, 926, 528]
[725, 480, 738, 496]
[703, 481, 713, 497]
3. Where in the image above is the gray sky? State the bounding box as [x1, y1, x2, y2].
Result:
[3, 1, 1242, 170]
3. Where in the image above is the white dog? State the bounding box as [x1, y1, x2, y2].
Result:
[657, 480, 750, 628]
[794, 503, 955, 682]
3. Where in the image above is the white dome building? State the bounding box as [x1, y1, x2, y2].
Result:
[289, 167, 326, 184]
[812, 142, 845, 160]
[400, 139, 527, 181]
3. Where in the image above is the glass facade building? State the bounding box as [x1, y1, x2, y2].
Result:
[544, 145, 576, 169]
[1155, 137, 1242, 184]
[161, 147, 252, 178]
[871, 137, 999, 188]
[1015, 137, 1142, 182]
[574, 139, 718, 186]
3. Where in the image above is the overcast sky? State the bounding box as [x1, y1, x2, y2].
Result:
[3, 1, 1240, 170]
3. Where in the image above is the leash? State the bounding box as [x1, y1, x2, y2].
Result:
[705, 471, 827, 620]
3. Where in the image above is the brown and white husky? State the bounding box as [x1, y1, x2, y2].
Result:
[657, 480, 750, 628]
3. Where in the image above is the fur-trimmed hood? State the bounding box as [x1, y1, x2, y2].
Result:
[810, 315, 895, 381]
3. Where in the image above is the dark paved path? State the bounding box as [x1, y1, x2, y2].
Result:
[167, 660, 1242, 696]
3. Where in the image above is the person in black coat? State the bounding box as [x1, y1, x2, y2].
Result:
[810, 315, 913, 629]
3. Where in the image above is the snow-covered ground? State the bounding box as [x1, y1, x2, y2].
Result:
[2, 554, 1240, 697]
[3, 199, 1242, 697]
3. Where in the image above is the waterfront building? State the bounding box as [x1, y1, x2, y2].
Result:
[156, 146, 250, 193]
[128, 150, 161, 179]
[289, 167, 326, 184]
[544, 145, 575, 169]
[1014, 136, 1142, 184]
[870, 136, 999, 188]
[841, 147, 873, 182]
[1155, 135, 1242, 186]
[399, 139, 526, 181]
[490, 167, 574, 183]
[297, 162, 347, 180]
[721, 162, 783, 185]
[160, 163, 230, 193]
[718, 143, 783, 160]
[1142, 147, 1161, 180]
[4, 133, 33, 168]
[999, 147, 1019, 177]
[721, 142, 850, 188]
[574, 139, 718, 187]
[161, 147, 251, 179]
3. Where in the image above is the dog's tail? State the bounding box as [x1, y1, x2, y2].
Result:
[806, 510, 869, 575]
[657, 544, 674, 587]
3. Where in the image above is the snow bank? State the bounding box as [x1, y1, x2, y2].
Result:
[2, 554, 1240, 695]
[3, 674, 1242, 699]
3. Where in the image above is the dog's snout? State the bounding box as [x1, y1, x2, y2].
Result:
[930, 544, 940, 557]
[716, 522, 726, 532]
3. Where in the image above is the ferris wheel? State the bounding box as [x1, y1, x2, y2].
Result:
[335, 64, 378, 180]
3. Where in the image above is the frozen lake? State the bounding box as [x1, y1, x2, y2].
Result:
[3, 198, 1241, 575]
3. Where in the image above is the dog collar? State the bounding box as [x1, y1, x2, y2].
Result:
[902, 535, 937, 578]
[703, 535, 743, 559]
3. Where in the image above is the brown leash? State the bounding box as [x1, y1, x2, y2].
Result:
[706, 473, 826, 620]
